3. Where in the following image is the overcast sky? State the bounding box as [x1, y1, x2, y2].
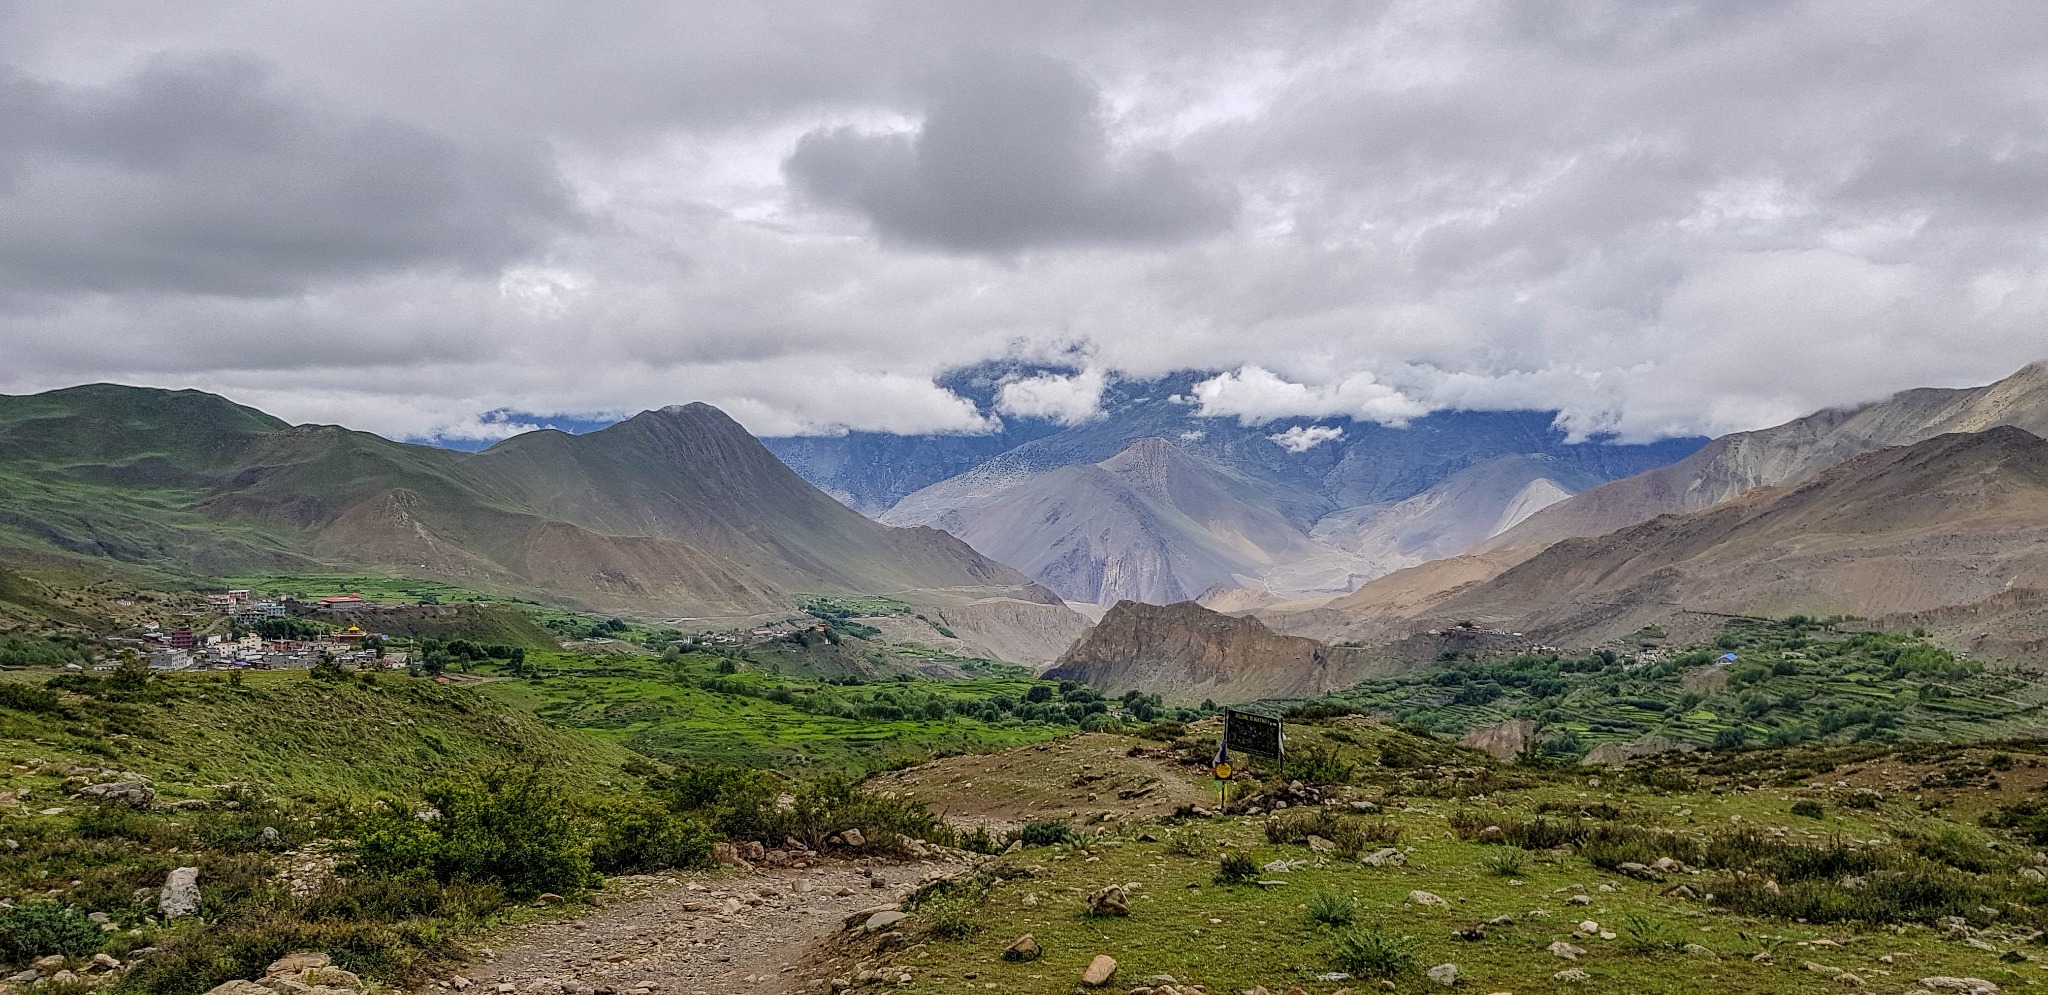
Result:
[4, 1, 2047, 443]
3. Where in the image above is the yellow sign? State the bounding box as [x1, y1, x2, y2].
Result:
[1212, 762, 1233, 780]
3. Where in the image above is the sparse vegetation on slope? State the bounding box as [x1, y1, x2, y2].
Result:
[1313, 618, 2048, 757]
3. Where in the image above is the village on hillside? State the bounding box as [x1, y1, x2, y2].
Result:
[116, 589, 405, 673]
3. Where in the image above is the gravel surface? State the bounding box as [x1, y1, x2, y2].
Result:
[442, 857, 968, 995]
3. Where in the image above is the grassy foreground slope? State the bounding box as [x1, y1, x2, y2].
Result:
[845, 717, 2048, 995]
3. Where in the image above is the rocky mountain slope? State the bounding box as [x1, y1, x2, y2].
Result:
[1486, 360, 2048, 554]
[1043, 599, 1421, 704]
[1413, 426, 2048, 645]
[0, 385, 1082, 657]
[881, 438, 1339, 605]
[855, 369, 1705, 606]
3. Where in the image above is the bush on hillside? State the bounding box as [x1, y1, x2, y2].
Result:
[0, 903, 101, 965]
[1328, 926, 1417, 977]
[587, 798, 715, 874]
[1214, 852, 1260, 885]
[659, 766, 947, 853]
[121, 877, 502, 995]
[350, 767, 591, 898]
[1266, 809, 1400, 856]
[1279, 744, 1357, 785]
[1011, 820, 1074, 848]
[0, 682, 65, 715]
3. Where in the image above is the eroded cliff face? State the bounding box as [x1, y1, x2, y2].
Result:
[1044, 600, 1419, 705]
[928, 597, 1093, 668]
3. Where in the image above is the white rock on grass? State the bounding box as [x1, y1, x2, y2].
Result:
[1408, 890, 1450, 907]
[1425, 963, 1458, 986]
[159, 867, 201, 919]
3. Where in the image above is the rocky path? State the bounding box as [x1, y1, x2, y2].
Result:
[442, 857, 968, 995]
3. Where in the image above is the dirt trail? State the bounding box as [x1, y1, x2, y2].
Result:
[448, 857, 967, 995]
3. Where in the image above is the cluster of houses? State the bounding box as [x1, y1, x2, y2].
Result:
[132, 591, 407, 672]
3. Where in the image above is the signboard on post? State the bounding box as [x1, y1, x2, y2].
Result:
[1223, 709, 1285, 759]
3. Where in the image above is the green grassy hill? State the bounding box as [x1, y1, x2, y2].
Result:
[0, 669, 639, 800]
[474, 650, 1100, 773]
[0, 384, 1057, 622]
[1312, 618, 2048, 756]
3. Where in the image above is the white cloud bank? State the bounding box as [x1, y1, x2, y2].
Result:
[1268, 424, 1344, 452]
[995, 367, 1109, 426]
[1192, 367, 1430, 426]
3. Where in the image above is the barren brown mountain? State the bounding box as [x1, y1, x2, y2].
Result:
[1407, 426, 2048, 645]
[1486, 361, 2048, 554]
[1043, 599, 1422, 704]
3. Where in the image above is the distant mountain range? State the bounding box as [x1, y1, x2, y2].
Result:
[1050, 361, 2048, 702]
[1285, 360, 2048, 637]
[0, 385, 1084, 662]
[767, 366, 1707, 605]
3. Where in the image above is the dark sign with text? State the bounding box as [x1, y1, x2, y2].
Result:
[1223, 709, 1284, 758]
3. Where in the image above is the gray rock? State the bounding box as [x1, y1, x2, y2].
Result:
[159, 867, 201, 919]
[1425, 963, 1458, 986]
[1408, 890, 1450, 907]
[1084, 885, 1129, 916]
[1553, 968, 1591, 983]
[841, 828, 866, 847]
[1363, 847, 1405, 867]
[1003, 934, 1041, 962]
[1918, 979, 2002, 995]
[78, 781, 155, 808]
[266, 952, 331, 975]
[1547, 941, 1586, 960]
[864, 910, 909, 931]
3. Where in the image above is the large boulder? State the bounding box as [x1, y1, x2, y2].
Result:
[159, 867, 201, 919]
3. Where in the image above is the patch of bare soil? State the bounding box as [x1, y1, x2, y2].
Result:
[868, 733, 1212, 831]
[442, 856, 970, 995]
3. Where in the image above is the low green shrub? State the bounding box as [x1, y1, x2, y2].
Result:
[1279, 745, 1357, 786]
[0, 682, 66, 715]
[121, 878, 501, 995]
[1447, 810, 1589, 850]
[587, 798, 715, 875]
[1328, 926, 1417, 978]
[1011, 820, 1074, 848]
[350, 767, 592, 899]
[1265, 809, 1400, 856]
[0, 903, 101, 966]
[1619, 913, 1685, 954]
[1481, 850, 1525, 877]
[953, 825, 1002, 855]
[1215, 853, 1259, 885]
[1163, 826, 1209, 858]
[1305, 890, 1356, 926]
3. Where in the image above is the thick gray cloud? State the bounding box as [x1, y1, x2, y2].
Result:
[0, 52, 578, 297]
[1, 1, 2046, 445]
[784, 54, 1235, 252]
